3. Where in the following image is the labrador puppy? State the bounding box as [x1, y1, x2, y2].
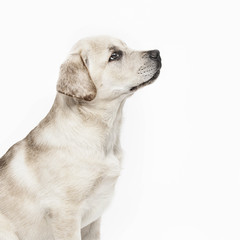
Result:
[0, 36, 161, 240]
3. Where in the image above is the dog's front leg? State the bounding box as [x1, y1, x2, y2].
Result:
[50, 208, 81, 240]
[81, 218, 101, 240]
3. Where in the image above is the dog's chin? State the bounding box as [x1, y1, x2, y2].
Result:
[130, 70, 160, 92]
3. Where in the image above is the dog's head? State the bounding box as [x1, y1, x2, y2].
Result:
[57, 36, 161, 101]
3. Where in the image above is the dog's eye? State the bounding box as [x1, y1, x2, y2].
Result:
[109, 51, 123, 62]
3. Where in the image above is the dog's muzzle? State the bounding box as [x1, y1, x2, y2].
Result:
[130, 50, 162, 92]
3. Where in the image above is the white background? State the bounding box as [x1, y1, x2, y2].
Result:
[0, 0, 240, 239]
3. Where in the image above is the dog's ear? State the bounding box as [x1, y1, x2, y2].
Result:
[57, 54, 97, 101]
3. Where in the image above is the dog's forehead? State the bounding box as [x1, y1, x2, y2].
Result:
[70, 36, 127, 54]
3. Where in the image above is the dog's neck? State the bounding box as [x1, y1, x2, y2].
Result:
[32, 93, 126, 157]
[53, 93, 126, 129]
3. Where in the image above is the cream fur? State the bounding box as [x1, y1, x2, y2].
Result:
[0, 36, 161, 240]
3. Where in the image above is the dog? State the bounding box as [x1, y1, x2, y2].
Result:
[0, 36, 161, 240]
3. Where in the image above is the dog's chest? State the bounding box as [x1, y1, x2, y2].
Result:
[80, 153, 121, 228]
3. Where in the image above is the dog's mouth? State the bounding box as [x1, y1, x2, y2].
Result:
[130, 70, 160, 92]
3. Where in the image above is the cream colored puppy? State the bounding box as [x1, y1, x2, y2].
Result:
[0, 36, 161, 240]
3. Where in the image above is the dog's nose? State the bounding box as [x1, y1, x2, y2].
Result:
[148, 50, 160, 60]
[148, 50, 161, 68]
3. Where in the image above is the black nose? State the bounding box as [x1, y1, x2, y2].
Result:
[148, 50, 160, 60]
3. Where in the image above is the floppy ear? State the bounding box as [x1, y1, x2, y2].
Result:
[57, 54, 97, 101]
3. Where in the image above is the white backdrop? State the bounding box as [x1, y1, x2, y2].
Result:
[0, 1, 240, 240]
